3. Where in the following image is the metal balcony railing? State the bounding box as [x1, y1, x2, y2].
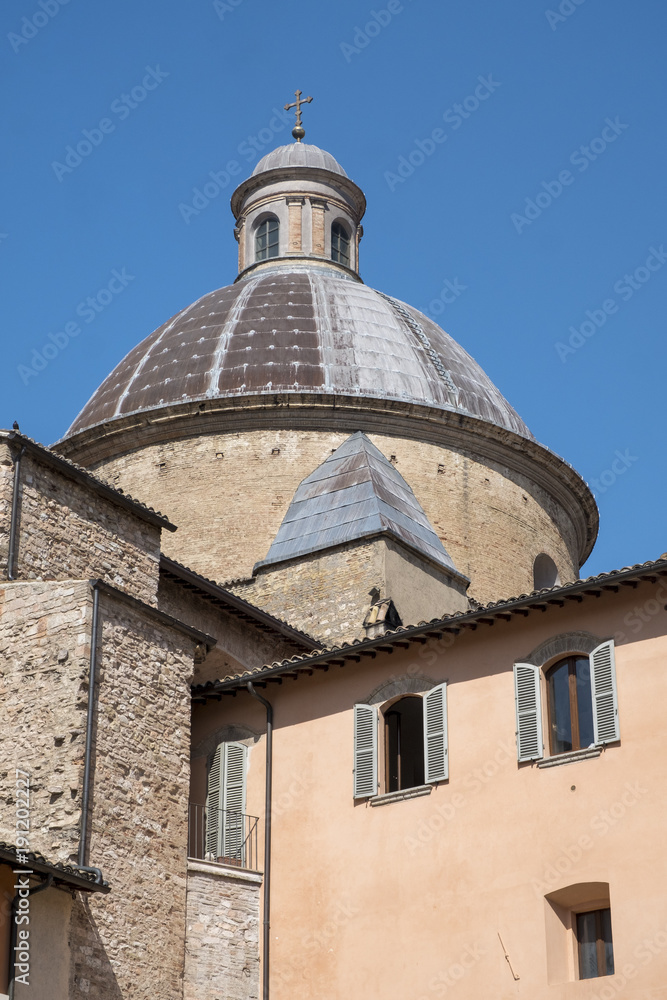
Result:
[188, 804, 259, 871]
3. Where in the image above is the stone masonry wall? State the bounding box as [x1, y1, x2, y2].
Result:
[67, 591, 196, 999]
[0, 580, 91, 861]
[158, 575, 305, 684]
[0, 442, 161, 606]
[184, 862, 260, 1000]
[0, 577, 199, 999]
[85, 427, 579, 608]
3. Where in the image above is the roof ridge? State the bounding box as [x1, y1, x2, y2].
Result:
[192, 555, 667, 694]
[3, 430, 176, 530]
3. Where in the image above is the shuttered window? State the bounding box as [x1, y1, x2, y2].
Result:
[206, 742, 247, 860]
[514, 662, 544, 762]
[514, 641, 619, 762]
[590, 640, 620, 744]
[353, 704, 378, 798]
[423, 683, 448, 783]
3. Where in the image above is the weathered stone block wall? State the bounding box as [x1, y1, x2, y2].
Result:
[0, 577, 200, 999]
[184, 862, 260, 1000]
[158, 576, 304, 684]
[67, 592, 196, 999]
[0, 442, 161, 606]
[83, 426, 579, 609]
[0, 580, 91, 861]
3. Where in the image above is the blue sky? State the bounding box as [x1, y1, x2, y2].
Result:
[2, 0, 665, 578]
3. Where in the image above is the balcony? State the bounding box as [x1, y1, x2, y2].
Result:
[188, 804, 259, 871]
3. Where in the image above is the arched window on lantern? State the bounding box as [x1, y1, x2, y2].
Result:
[255, 216, 279, 261]
[331, 221, 350, 267]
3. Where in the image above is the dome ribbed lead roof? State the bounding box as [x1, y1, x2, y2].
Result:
[252, 143, 347, 177]
[66, 267, 532, 440]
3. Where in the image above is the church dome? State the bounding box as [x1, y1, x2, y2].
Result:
[252, 142, 348, 177]
[66, 266, 531, 439]
[57, 133, 597, 599]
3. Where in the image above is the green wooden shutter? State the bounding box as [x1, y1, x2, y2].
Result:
[205, 744, 222, 856]
[206, 742, 247, 860]
[590, 640, 620, 745]
[353, 704, 377, 798]
[222, 742, 247, 861]
[514, 663, 543, 761]
[423, 683, 448, 783]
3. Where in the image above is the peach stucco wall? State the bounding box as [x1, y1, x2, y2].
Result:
[192, 578, 667, 999]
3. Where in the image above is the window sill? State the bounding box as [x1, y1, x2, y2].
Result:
[187, 858, 263, 883]
[369, 784, 433, 807]
[537, 747, 602, 769]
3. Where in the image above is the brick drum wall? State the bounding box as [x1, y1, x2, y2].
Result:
[233, 540, 385, 644]
[90, 428, 578, 607]
[184, 863, 260, 1000]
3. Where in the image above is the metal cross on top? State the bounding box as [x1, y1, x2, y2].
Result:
[284, 90, 313, 142]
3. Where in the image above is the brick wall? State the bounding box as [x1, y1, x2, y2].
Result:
[233, 539, 385, 644]
[88, 428, 578, 609]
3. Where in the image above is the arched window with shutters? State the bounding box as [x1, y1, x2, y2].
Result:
[255, 216, 279, 261]
[205, 741, 247, 862]
[514, 639, 619, 762]
[331, 221, 350, 267]
[353, 683, 448, 799]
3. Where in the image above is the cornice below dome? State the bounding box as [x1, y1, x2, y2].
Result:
[65, 268, 532, 440]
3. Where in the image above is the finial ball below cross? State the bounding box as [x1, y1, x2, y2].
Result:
[285, 90, 313, 142]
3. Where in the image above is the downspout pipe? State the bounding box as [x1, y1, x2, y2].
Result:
[8, 874, 54, 999]
[247, 682, 273, 1000]
[78, 582, 104, 885]
[7, 446, 26, 581]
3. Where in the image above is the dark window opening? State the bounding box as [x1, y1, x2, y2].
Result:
[331, 222, 350, 267]
[255, 217, 279, 261]
[385, 697, 424, 792]
[546, 656, 594, 755]
[533, 552, 560, 590]
[577, 908, 614, 979]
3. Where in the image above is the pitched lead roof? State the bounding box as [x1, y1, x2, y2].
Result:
[254, 431, 465, 576]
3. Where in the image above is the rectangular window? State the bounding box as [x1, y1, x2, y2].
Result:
[576, 908, 614, 979]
